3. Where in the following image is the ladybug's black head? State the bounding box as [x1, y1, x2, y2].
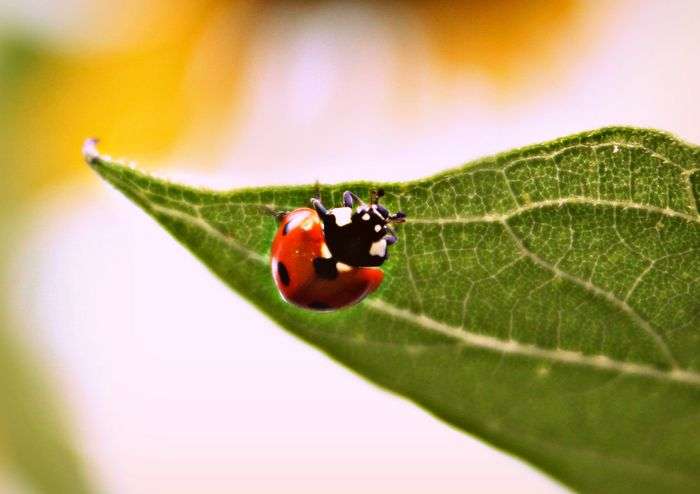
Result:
[310, 189, 406, 268]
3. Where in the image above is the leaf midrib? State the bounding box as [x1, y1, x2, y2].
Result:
[409, 197, 700, 224]
[129, 188, 700, 387]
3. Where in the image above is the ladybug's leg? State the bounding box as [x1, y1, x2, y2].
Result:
[258, 205, 288, 224]
[273, 210, 288, 224]
[385, 225, 399, 245]
[312, 180, 322, 200]
[343, 191, 364, 208]
[311, 198, 329, 218]
[370, 188, 385, 204]
[312, 257, 339, 280]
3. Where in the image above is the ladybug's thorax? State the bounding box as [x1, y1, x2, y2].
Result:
[320, 204, 389, 268]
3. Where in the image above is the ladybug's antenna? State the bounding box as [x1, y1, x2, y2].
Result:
[389, 211, 407, 224]
[370, 188, 385, 204]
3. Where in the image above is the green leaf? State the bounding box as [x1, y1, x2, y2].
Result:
[86, 127, 700, 493]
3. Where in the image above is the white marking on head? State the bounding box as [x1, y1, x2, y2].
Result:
[336, 262, 352, 272]
[374, 224, 382, 233]
[369, 239, 387, 257]
[321, 243, 332, 259]
[356, 206, 368, 214]
[362, 213, 370, 221]
[332, 207, 353, 226]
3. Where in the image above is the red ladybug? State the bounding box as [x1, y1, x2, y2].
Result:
[270, 190, 406, 311]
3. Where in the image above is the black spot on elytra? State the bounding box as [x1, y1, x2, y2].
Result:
[313, 257, 338, 280]
[277, 261, 290, 286]
[309, 301, 331, 310]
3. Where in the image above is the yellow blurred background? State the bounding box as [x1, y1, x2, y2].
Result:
[1, 1, 699, 492]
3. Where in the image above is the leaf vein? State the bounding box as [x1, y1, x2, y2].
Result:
[409, 196, 700, 224]
[365, 299, 699, 386]
[500, 220, 679, 368]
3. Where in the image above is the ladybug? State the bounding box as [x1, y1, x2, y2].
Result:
[270, 190, 406, 311]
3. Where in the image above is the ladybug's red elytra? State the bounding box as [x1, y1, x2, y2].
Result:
[270, 190, 406, 311]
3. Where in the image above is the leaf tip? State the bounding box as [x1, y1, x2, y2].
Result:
[82, 137, 101, 166]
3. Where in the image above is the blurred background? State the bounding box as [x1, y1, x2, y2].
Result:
[1, 1, 699, 492]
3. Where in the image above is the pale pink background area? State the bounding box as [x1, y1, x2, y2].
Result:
[8, 1, 700, 492]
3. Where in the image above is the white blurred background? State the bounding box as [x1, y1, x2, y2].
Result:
[3, 1, 700, 492]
